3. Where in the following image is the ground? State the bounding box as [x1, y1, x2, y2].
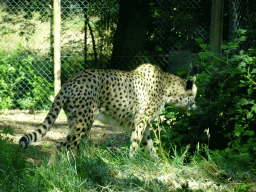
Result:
[1, 110, 255, 191]
[0, 109, 129, 164]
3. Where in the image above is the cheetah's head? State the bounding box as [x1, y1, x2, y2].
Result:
[167, 76, 197, 110]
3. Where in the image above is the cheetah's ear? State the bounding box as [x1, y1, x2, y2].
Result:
[186, 76, 196, 90]
[191, 76, 196, 82]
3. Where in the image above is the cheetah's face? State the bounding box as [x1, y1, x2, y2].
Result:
[167, 76, 197, 110]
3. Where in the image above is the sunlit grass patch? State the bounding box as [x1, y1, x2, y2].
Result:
[0, 134, 255, 191]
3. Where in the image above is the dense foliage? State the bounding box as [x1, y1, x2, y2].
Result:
[158, 30, 256, 160]
[0, 43, 53, 110]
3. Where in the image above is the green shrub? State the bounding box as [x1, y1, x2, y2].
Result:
[0, 42, 53, 110]
[158, 29, 256, 160]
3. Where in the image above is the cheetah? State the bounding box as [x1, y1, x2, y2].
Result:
[19, 64, 197, 157]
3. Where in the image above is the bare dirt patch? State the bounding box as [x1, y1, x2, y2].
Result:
[0, 110, 129, 164]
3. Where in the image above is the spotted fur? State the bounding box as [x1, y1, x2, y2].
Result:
[19, 64, 197, 157]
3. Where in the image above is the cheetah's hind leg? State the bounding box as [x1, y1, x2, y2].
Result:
[49, 102, 98, 165]
[129, 120, 158, 158]
[141, 126, 158, 158]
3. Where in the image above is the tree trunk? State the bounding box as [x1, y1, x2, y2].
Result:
[210, 0, 224, 57]
[110, 0, 150, 71]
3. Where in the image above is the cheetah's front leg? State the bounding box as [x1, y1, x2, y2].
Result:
[129, 120, 157, 158]
[141, 126, 157, 157]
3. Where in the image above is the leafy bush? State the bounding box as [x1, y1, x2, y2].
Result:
[158, 29, 256, 160]
[0, 43, 53, 110]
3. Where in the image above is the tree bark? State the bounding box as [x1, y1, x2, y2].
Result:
[110, 0, 150, 71]
[210, 0, 224, 57]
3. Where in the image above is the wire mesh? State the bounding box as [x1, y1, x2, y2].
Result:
[226, 0, 256, 51]
[1, 0, 250, 110]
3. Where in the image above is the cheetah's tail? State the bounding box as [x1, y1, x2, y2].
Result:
[19, 90, 67, 149]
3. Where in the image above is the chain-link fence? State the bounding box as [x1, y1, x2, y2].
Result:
[0, 0, 254, 110]
[224, 0, 256, 51]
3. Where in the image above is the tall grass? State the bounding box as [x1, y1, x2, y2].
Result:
[1, 132, 255, 191]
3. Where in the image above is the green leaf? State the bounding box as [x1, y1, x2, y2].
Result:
[78, 171, 88, 178]
[237, 29, 247, 35]
[247, 112, 253, 119]
[239, 36, 247, 42]
[251, 68, 256, 73]
[165, 113, 175, 119]
[196, 37, 203, 43]
[243, 130, 254, 136]
[157, 47, 163, 51]
[221, 44, 229, 49]
[251, 104, 256, 113]
[2, 128, 14, 135]
[248, 88, 253, 95]
[43, 144, 51, 148]
[238, 98, 248, 105]
[206, 51, 214, 57]
[199, 52, 208, 59]
[240, 146, 249, 153]
[234, 124, 243, 137]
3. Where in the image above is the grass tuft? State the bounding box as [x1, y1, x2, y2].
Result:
[0, 133, 255, 191]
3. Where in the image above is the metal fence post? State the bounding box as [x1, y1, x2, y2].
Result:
[54, 0, 61, 96]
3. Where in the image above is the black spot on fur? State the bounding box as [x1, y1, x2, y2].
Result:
[46, 117, 51, 125]
[19, 137, 29, 148]
[142, 141, 147, 146]
[28, 134, 33, 140]
[33, 132, 37, 141]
